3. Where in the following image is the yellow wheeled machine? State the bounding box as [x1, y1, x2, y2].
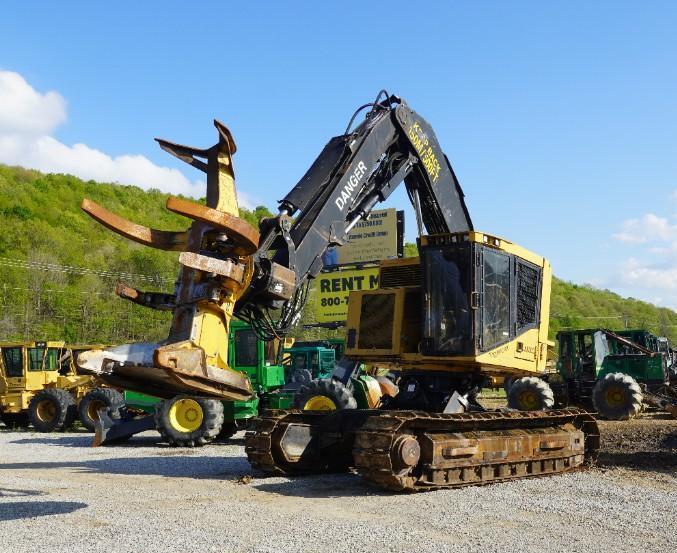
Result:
[0, 341, 117, 432]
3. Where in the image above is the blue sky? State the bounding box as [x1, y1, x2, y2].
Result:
[1, 2, 676, 308]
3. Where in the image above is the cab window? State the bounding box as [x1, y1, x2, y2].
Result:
[45, 348, 60, 371]
[234, 329, 258, 367]
[559, 335, 571, 359]
[482, 249, 511, 349]
[558, 334, 574, 377]
[577, 334, 592, 360]
[293, 354, 306, 370]
[422, 245, 473, 355]
[28, 347, 45, 371]
[264, 340, 279, 366]
[2, 347, 24, 377]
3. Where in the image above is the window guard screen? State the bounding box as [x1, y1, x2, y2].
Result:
[358, 294, 395, 350]
[516, 260, 541, 330]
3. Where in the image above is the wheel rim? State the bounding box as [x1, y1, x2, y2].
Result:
[87, 400, 106, 421]
[518, 390, 539, 410]
[303, 395, 336, 411]
[168, 399, 203, 433]
[36, 399, 57, 422]
[605, 386, 626, 407]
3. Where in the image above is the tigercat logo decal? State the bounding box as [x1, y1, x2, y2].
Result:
[335, 160, 368, 211]
[407, 121, 442, 182]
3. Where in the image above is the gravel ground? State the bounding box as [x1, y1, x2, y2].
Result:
[0, 415, 675, 553]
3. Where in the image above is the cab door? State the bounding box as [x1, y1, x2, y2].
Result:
[557, 334, 575, 378]
[43, 346, 62, 384]
[231, 327, 260, 386]
[575, 333, 597, 380]
[25, 345, 48, 390]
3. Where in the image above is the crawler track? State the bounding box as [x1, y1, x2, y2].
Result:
[245, 408, 600, 492]
[245, 410, 350, 474]
[352, 409, 600, 491]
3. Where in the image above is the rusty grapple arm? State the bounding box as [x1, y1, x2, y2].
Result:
[78, 120, 260, 401]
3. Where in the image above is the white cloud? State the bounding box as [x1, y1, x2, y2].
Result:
[616, 258, 677, 310]
[621, 258, 677, 291]
[612, 213, 677, 244]
[610, 202, 677, 310]
[0, 71, 66, 136]
[0, 70, 253, 207]
[648, 241, 677, 255]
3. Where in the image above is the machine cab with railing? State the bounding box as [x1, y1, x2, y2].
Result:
[282, 342, 336, 385]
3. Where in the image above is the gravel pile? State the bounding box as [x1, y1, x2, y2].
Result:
[0, 417, 675, 553]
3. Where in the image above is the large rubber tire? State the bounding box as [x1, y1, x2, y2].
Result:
[78, 388, 125, 432]
[295, 378, 358, 411]
[592, 373, 643, 420]
[28, 388, 77, 432]
[1, 412, 30, 428]
[507, 377, 555, 411]
[154, 396, 224, 447]
[291, 368, 313, 385]
[503, 376, 515, 394]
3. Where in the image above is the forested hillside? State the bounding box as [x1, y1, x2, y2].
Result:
[1, 165, 676, 345]
[0, 165, 271, 343]
[549, 279, 677, 341]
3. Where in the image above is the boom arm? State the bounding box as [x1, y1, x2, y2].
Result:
[76, 92, 473, 406]
[237, 92, 472, 338]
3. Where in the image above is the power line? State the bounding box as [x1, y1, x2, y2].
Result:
[0, 256, 173, 284]
[552, 312, 677, 328]
[1, 285, 113, 297]
[551, 314, 624, 320]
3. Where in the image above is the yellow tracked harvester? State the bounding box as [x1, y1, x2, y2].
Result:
[74, 91, 599, 490]
[245, 233, 600, 491]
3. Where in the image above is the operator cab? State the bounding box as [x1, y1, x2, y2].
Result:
[419, 232, 545, 356]
[345, 231, 551, 368]
[0, 341, 69, 398]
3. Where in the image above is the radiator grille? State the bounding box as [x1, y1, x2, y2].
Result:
[516, 261, 541, 329]
[358, 293, 395, 349]
[380, 264, 421, 288]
